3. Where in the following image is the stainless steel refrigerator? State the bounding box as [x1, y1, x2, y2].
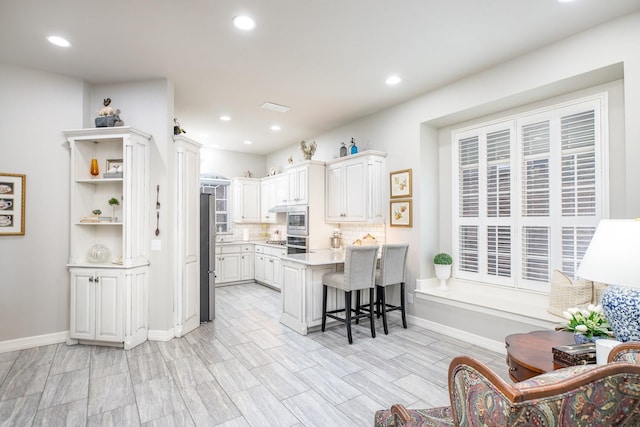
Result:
[200, 190, 216, 322]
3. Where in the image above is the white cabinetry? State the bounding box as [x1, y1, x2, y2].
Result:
[254, 244, 287, 290]
[325, 151, 386, 223]
[260, 177, 277, 223]
[64, 127, 150, 350]
[232, 178, 261, 223]
[288, 165, 308, 205]
[274, 173, 290, 206]
[215, 244, 254, 284]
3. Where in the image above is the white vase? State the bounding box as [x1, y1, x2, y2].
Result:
[435, 264, 452, 290]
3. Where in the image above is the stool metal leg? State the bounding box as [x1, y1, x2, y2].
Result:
[380, 285, 389, 335]
[369, 287, 376, 338]
[345, 291, 353, 344]
[400, 282, 407, 329]
[321, 284, 328, 332]
[355, 290, 361, 325]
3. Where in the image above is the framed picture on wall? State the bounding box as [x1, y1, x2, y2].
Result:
[390, 199, 412, 228]
[0, 173, 26, 236]
[390, 169, 412, 198]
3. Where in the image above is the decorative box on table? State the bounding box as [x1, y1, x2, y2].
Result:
[552, 342, 597, 367]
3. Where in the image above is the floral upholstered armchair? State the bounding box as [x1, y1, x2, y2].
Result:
[375, 343, 640, 427]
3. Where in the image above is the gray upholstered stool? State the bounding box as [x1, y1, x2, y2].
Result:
[321, 245, 379, 344]
[374, 244, 409, 334]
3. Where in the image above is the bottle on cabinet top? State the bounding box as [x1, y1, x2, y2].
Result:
[349, 138, 358, 155]
[339, 142, 347, 157]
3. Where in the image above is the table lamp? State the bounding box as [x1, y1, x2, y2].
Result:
[576, 219, 640, 342]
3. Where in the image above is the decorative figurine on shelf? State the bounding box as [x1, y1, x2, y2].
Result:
[339, 142, 347, 157]
[95, 98, 122, 127]
[173, 118, 186, 135]
[349, 138, 358, 155]
[299, 140, 317, 160]
[287, 155, 294, 165]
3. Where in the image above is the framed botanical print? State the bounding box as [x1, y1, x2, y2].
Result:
[390, 199, 412, 228]
[390, 169, 412, 198]
[0, 173, 26, 236]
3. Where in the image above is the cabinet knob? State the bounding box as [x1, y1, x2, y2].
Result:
[89, 277, 94, 283]
[95, 277, 100, 283]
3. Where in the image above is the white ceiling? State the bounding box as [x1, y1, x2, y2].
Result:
[2, 0, 640, 154]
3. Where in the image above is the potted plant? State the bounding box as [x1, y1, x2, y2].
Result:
[433, 252, 453, 290]
[108, 197, 120, 222]
[562, 304, 614, 344]
[92, 209, 102, 217]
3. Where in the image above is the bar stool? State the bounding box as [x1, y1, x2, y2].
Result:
[321, 245, 379, 344]
[374, 244, 409, 334]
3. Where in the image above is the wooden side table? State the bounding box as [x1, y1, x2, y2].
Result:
[505, 330, 574, 382]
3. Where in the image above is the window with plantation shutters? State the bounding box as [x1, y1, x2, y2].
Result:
[452, 94, 606, 291]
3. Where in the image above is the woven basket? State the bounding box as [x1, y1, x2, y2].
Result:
[548, 270, 593, 317]
[592, 282, 608, 305]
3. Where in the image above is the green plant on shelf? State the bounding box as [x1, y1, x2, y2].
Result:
[433, 252, 453, 265]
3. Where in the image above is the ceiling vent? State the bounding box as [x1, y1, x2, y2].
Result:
[260, 102, 290, 113]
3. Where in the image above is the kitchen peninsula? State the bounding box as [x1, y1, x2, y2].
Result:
[280, 249, 373, 335]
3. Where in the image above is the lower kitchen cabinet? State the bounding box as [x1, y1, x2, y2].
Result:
[254, 244, 286, 290]
[69, 266, 148, 349]
[215, 244, 254, 284]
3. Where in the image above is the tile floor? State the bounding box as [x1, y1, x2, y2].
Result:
[0, 283, 509, 426]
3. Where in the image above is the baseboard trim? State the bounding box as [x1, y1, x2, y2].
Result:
[407, 314, 507, 355]
[147, 328, 175, 342]
[0, 331, 69, 353]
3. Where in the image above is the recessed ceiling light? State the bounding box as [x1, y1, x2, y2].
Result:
[243, 140, 253, 145]
[47, 35, 71, 47]
[233, 16, 256, 31]
[270, 125, 281, 131]
[385, 75, 402, 85]
[219, 115, 231, 121]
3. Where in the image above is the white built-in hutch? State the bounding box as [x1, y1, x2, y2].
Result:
[64, 127, 151, 350]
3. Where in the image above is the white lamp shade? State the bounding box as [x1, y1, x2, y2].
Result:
[576, 219, 640, 288]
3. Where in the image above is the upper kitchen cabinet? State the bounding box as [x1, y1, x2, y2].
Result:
[260, 177, 277, 223]
[288, 161, 326, 206]
[325, 151, 386, 223]
[232, 177, 261, 223]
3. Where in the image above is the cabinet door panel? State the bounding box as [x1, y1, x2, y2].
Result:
[343, 161, 366, 220]
[255, 254, 266, 282]
[95, 272, 124, 342]
[325, 165, 344, 221]
[220, 254, 241, 282]
[70, 271, 95, 340]
[264, 256, 275, 285]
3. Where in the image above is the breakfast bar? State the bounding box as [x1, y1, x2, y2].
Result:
[279, 250, 349, 335]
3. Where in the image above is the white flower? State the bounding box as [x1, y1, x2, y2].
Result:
[588, 304, 595, 312]
[562, 311, 573, 320]
[594, 304, 603, 313]
[567, 307, 579, 315]
[575, 324, 588, 332]
[580, 309, 590, 317]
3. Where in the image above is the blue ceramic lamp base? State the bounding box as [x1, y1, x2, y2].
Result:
[601, 285, 640, 342]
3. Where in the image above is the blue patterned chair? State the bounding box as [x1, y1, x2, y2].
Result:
[375, 343, 640, 427]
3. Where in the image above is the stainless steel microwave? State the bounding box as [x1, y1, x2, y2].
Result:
[286, 207, 308, 236]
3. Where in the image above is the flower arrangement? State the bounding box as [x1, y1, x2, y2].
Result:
[562, 304, 614, 339]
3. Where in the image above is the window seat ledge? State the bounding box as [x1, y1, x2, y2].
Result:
[415, 278, 563, 329]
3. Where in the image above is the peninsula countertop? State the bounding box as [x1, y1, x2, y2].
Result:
[280, 249, 347, 266]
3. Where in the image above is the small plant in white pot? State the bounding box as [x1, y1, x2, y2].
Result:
[108, 197, 120, 222]
[433, 252, 453, 290]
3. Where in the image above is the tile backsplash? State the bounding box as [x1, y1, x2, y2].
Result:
[219, 222, 385, 246]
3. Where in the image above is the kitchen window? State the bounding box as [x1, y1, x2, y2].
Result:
[215, 184, 230, 233]
[452, 94, 607, 292]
